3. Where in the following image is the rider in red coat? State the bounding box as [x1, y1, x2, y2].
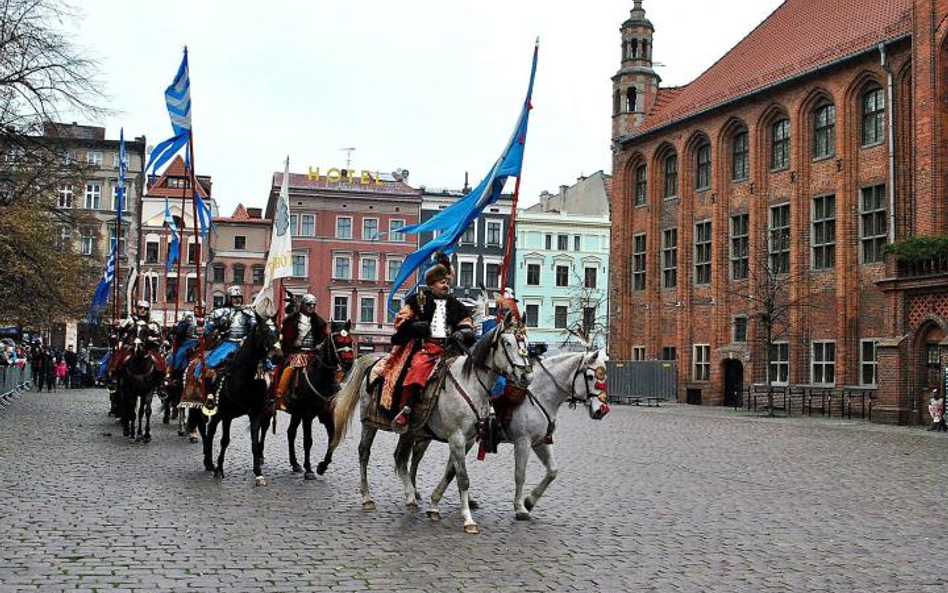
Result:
[275, 294, 329, 406]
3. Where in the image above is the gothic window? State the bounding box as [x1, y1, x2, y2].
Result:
[634, 164, 647, 206]
[663, 154, 678, 199]
[862, 87, 885, 147]
[732, 130, 749, 181]
[695, 143, 711, 190]
[626, 87, 637, 113]
[813, 103, 836, 159]
[771, 119, 790, 171]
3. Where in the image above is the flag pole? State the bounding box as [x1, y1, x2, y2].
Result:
[173, 169, 188, 324]
[499, 174, 522, 294]
[187, 132, 208, 402]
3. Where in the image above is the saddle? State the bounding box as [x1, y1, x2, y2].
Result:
[362, 357, 450, 434]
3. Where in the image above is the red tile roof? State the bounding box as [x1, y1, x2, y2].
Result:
[274, 172, 421, 196]
[215, 202, 271, 224]
[145, 155, 212, 199]
[631, 0, 912, 137]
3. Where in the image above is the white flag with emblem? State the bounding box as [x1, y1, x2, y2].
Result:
[253, 157, 294, 316]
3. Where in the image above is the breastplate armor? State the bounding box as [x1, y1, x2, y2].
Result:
[297, 315, 318, 350]
[227, 309, 252, 342]
[430, 299, 448, 339]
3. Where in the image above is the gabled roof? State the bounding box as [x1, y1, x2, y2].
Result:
[215, 203, 271, 225]
[629, 0, 912, 138]
[145, 155, 212, 199]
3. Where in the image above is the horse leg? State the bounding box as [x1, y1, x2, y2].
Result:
[316, 409, 334, 476]
[190, 409, 205, 444]
[287, 414, 302, 472]
[250, 416, 266, 486]
[257, 412, 269, 465]
[448, 430, 477, 534]
[302, 417, 316, 480]
[394, 434, 418, 511]
[513, 437, 532, 520]
[358, 424, 378, 511]
[143, 393, 153, 443]
[525, 442, 559, 513]
[215, 418, 231, 479]
[136, 393, 146, 441]
[409, 438, 431, 503]
[426, 440, 479, 521]
[203, 415, 219, 472]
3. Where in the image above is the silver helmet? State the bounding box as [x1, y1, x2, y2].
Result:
[227, 286, 243, 298]
[301, 294, 317, 307]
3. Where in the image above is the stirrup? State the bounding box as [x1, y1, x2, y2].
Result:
[391, 406, 411, 434]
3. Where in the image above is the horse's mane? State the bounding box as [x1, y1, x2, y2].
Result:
[462, 325, 500, 377]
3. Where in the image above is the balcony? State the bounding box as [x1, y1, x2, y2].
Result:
[878, 251, 948, 292]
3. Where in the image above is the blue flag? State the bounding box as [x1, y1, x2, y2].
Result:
[117, 128, 127, 220]
[88, 242, 117, 323]
[145, 49, 192, 175]
[387, 42, 538, 310]
[164, 198, 181, 272]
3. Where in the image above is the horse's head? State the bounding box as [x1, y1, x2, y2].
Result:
[576, 349, 610, 420]
[488, 311, 533, 388]
[252, 312, 280, 354]
[331, 320, 355, 375]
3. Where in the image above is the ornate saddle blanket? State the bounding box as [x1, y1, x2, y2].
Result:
[362, 358, 447, 434]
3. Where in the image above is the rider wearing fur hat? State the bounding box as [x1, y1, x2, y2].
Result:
[275, 293, 329, 406]
[384, 253, 476, 433]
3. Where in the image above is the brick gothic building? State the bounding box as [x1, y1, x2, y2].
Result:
[610, 0, 948, 424]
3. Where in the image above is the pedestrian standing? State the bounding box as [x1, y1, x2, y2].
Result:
[929, 389, 946, 432]
[32, 344, 45, 392]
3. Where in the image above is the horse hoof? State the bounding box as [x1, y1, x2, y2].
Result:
[406, 502, 419, 513]
[304, 471, 316, 481]
[516, 511, 531, 521]
[469, 499, 480, 510]
[143, 435, 151, 444]
[362, 501, 376, 512]
[524, 497, 536, 511]
[254, 476, 267, 487]
[178, 429, 186, 437]
[162, 417, 170, 425]
[214, 469, 224, 479]
[204, 463, 215, 472]
[426, 510, 442, 521]
[316, 462, 328, 475]
[134, 435, 142, 443]
[292, 464, 303, 473]
[463, 523, 479, 535]
[190, 436, 199, 444]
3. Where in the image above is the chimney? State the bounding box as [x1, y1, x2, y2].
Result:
[247, 207, 262, 219]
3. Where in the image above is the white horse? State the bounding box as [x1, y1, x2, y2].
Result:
[409, 349, 610, 520]
[329, 313, 533, 534]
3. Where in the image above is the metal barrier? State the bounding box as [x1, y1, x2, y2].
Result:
[0, 365, 33, 409]
[607, 360, 678, 405]
[743, 383, 876, 420]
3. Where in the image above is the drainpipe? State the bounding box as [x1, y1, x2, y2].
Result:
[879, 43, 896, 243]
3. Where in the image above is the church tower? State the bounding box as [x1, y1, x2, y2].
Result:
[612, 0, 661, 138]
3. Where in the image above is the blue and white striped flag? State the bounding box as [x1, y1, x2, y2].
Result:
[116, 128, 127, 220]
[88, 242, 117, 323]
[145, 49, 192, 175]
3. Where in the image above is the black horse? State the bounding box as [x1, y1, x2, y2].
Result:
[202, 313, 279, 485]
[116, 324, 163, 442]
[285, 321, 355, 479]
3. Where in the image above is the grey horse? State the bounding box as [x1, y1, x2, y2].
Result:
[329, 313, 533, 534]
[410, 349, 610, 520]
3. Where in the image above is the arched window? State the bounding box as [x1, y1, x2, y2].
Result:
[813, 103, 836, 159]
[613, 90, 621, 116]
[771, 119, 791, 171]
[634, 164, 647, 206]
[732, 129, 749, 181]
[695, 142, 711, 190]
[642, 41, 649, 61]
[630, 39, 639, 59]
[663, 154, 678, 199]
[626, 87, 637, 113]
[861, 87, 885, 146]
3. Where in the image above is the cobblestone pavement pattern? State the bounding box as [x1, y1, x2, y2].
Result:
[1, 388, 946, 592]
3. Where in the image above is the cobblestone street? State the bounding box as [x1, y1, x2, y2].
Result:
[0, 388, 946, 592]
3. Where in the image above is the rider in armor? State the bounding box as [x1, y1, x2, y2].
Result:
[274, 293, 329, 407]
[201, 286, 256, 409]
[384, 254, 475, 433]
[170, 312, 199, 374]
[110, 300, 167, 375]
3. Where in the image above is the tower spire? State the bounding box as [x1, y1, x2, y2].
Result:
[612, 0, 660, 138]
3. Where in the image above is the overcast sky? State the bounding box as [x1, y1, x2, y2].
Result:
[72, 0, 784, 215]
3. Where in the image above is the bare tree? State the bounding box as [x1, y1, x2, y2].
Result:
[557, 269, 617, 351]
[725, 217, 814, 416]
[0, 0, 107, 327]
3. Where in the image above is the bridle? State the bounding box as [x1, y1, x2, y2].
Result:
[535, 354, 600, 408]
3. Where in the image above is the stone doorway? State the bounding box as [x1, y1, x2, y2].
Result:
[915, 323, 946, 425]
[722, 359, 744, 408]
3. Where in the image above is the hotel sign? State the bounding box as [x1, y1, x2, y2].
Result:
[307, 167, 383, 185]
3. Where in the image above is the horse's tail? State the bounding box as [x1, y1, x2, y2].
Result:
[329, 354, 379, 451]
